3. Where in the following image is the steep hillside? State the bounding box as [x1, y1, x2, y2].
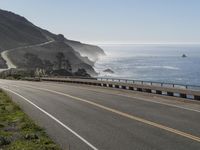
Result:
[65, 40, 105, 62]
[7, 41, 95, 74]
[0, 9, 105, 75]
[0, 9, 48, 50]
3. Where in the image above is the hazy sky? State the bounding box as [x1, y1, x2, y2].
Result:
[0, 0, 200, 44]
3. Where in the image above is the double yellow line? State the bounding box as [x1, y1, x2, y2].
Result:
[7, 83, 200, 143]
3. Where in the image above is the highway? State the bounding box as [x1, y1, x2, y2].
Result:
[0, 40, 54, 70]
[0, 79, 200, 150]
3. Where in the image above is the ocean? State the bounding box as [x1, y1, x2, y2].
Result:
[95, 44, 200, 86]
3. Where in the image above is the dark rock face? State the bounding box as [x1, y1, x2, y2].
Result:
[74, 69, 91, 77]
[0, 9, 105, 76]
[56, 34, 65, 42]
[182, 54, 187, 58]
[0, 57, 7, 69]
[65, 40, 105, 62]
[103, 69, 114, 74]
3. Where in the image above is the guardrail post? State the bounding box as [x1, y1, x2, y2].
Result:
[180, 93, 187, 98]
[194, 95, 200, 100]
[103, 84, 107, 87]
[121, 86, 127, 89]
[145, 89, 152, 93]
[167, 92, 174, 96]
[156, 90, 162, 94]
[115, 85, 119, 88]
[129, 87, 134, 90]
[137, 88, 142, 92]
[97, 83, 101, 86]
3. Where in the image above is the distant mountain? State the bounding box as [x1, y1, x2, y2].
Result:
[0, 9, 105, 75]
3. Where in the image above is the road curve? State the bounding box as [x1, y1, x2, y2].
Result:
[0, 79, 200, 150]
[0, 40, 54, 70]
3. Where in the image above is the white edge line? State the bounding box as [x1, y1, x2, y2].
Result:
[2, 87, 98, 150]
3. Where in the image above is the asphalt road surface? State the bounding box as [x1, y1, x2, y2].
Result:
[0, 79, 200, 150]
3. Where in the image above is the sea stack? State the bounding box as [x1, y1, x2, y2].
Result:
[182, 54, 187, 58]
[103, 69, 114, 74]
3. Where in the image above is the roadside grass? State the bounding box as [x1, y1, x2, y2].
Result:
[0, 89, 61, 150]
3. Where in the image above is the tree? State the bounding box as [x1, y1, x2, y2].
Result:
[56, 52, 65, 70]
[43, 60, 53, 71]
[63, 59, 72, 72]
[24, 53, 43, 69]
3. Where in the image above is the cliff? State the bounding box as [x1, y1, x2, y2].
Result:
[0, 9, 105, 75]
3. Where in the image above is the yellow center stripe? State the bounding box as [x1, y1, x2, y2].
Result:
[10, 84, 200, 143]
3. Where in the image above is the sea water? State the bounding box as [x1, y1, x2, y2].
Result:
[95, 44, 200, 86]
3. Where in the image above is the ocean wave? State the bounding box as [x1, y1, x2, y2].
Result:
[135, 66, 180, 70]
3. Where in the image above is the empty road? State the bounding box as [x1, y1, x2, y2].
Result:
[0, 79, 200, 150]
[0, 40, 54, 70]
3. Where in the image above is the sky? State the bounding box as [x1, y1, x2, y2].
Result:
[0, 0, 200, 44]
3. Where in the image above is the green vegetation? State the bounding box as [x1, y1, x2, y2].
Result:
[0, 90, 61, 150]
[0, 52, 90, 79]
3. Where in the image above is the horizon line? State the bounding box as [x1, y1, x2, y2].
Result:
[82, 41, 200, 45]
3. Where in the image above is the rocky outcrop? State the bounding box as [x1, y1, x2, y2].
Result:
[65, 40, 105, 62]
[182, 54, 187, 58]
[103, 69, 114, 74]
[7, 41, 97, 75]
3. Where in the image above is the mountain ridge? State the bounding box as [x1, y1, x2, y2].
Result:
[0, 9, 105, 75]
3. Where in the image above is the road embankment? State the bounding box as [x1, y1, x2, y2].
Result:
[0, 89, 61, 150]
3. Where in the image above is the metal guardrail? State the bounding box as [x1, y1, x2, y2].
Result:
[43, 76, 200, 91]
[95, 77, 200, 91]
[26, 76, 200, 100]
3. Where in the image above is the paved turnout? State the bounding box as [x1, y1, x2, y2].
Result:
[0, 79, 200, 150]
